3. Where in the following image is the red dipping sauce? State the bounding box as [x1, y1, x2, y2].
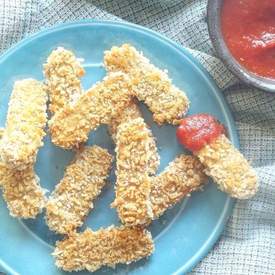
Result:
[221, 0, 275, 79]
[176, 114, 225, 152]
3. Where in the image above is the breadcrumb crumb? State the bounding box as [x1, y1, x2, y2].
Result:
[104, 44, 190, 124]
[44, 47, 85, 114]
[0, 79, 47, 170]
[49, 72, 133, 149]
[45, 146, 112, 234]
[112, 118, 159, 225]
[196, 134, 258, 199]
[53, 226, 154, 272]
[151, 155, 207, 219]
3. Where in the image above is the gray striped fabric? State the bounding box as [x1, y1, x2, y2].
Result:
[0, 0, 274, 274]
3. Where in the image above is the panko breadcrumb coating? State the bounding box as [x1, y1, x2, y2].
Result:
[104, 44, 189, 124]
[46, 146, 112, 234]
[109, 100, 141, 142]
[151, 155, 207, 219]
[44, 47, 85, 114]
[112, 118, 159, 226]
[49, 72, 133, 149]
[109, 100, 159, 175]
[53, 226, 154, 272]
[0, 79, 47, 170]
[0, 128, 46, 218]
[196, 134, 258, 199]
[0, 163, 46, 218]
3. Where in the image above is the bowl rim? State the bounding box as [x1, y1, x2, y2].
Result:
[207, 0, 275, 93]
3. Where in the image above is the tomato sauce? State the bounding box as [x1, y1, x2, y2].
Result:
[221, 0, 275, 79]
[176, 114, 225, 152]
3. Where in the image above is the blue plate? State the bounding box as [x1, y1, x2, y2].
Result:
[0, 20, 236, 275]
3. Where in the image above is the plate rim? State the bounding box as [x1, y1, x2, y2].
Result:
[0, 19, 236, 274]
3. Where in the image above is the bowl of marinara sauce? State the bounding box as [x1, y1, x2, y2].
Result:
[207, 0, 275, 92]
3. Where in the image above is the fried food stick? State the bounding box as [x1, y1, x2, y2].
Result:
[49, 72, 133, 149]
[150, 155, 207, 219]
[104, 44, 190, 125]
[196, 134, 258, 199]
[177, 114, 258, 199]
[45, 146, 112, 234]
[0, 79, 47, 170]
[0, 164, 46, 218]
[0, 127, 46, 218]
[53, 226, 154, 272]
[112, 118, 159, 226]
[44, 47, 85, 114]
[109, 100, 159, 175]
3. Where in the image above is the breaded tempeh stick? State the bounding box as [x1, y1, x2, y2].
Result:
[44, 47, 85, 114]
[109, 100, 159, 175]
[150, 155, 207, 219]
[0, 79, 47, 170]
[196, 134, 258, 199]
[46, 146, 112, 234]
[112, 118, 159, 226]
[49, 72, 133, 149]
[0, 163, 46, 218]
[53, 226, 154, 272]
[104, 44, 189, 125]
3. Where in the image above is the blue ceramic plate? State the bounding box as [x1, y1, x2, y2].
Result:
[0, 20, 236, 275]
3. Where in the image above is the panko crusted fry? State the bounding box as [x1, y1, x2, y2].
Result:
[44, 47, 85, 114]
[0, 79, 47, 170]
[109, 101, 159, 175]
[46, 146, 112, 234]
[104, 44, 190, 124]
[196, 134, 258, 199]
[0, 164, 46, 218]
[113, 118, 159, 226]
[151, 155, 207, 219]
[53, 226, 154, 272]
[49, 72, 133, 149]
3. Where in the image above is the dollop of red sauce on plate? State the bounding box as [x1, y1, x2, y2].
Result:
[221, 0, 275, 79]
[176, 114, 225, 152]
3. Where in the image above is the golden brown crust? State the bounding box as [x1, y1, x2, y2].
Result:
[44, 47, 85, 114]
[109, 100, 159, 175]
[104, 44, 190, 125]
[150, 155, 207, 219]
[45, 146, 112, 234]
[0, 127, 46, 218]
[109, 100, 141, 142]
[0, 79, 47, 170]
[112, 118, 159, 225]
[0, 163, 46, 218]
[53, 226, 154, 272]
[49, 72, 133, 149]
[196, 134, 258, 199]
